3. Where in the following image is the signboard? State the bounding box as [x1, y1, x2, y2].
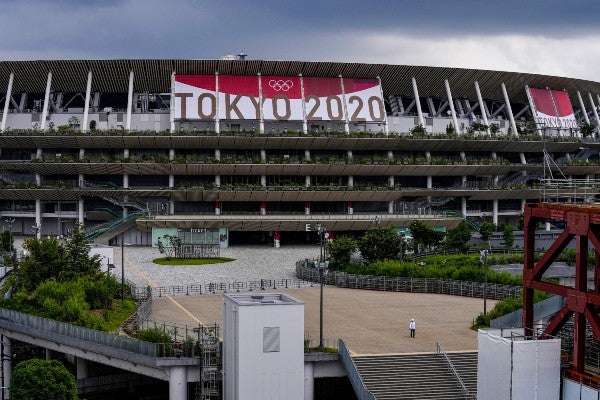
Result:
[173, 75, 385, 123]
[527, 87, 578, 130]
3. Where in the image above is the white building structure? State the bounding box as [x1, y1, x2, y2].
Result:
[222, 293, 304, 400]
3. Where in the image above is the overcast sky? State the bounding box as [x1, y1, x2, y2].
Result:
[1, 0, 599, 81]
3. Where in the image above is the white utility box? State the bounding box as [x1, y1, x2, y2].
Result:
[223, 293, 304, 400]
[478, 328, 561, 400]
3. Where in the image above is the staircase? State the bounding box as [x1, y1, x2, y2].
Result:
[352, 351, 478, 400]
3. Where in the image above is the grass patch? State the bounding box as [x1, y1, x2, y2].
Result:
[153, 257, 236, 266]
[98, 298, 137, 331]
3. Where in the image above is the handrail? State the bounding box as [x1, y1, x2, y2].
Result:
[338, 339, 376, 400]
[0, 308, 158, 357]
[436, 342, 477, 400]
[296, 264, 522, 301]
[86, 212, 147, 240]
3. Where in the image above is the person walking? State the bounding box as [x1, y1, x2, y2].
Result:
[409, 318, 416, 338]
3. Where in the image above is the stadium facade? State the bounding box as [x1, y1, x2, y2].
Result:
[1, 59, 600, 246]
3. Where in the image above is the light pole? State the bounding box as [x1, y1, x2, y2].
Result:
[480, 249, 489, 315]
[316, 224, 329, 348]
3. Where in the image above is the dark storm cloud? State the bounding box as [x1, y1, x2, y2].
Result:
[0, 0, 599, 80]
[205, 0, 600, 37]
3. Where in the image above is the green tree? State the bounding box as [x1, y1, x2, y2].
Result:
[580, 122, 597, 137]
[16, 226, 101, 291]
[60, 223, 101, 281]
[478, 221, 497, 243]
[445, 221, 472, 253]
[502, 224, 515, 249]
[0, 230, 13, 253]
[10, 359, 78, 400]
[17, 236, 66, 291]
[326, 235, 357, 269]
[358, 227, 402, 263]
[410, 221, 445, 254]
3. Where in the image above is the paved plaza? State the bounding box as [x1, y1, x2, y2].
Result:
[111, 243, 493, 355]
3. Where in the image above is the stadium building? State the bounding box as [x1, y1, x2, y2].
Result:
[1, 59, 600, 246]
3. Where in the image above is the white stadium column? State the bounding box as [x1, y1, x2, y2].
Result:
[169, 366, 187, 400]
[304, 363, 315, 400]
[35, 199, 42, 239]
[461, 197, 467, 216]
[215, 149, 221, 187]
[79, 148, 85, 187]
[79, 198, 84, 224]
[170, 71, 176, 132]
[169, 148, 175, 188]
[1, 72, 14, 132]
[501, 83, 518, 137]
[123, 148, 129, 189]
[41, 71, 53, 130]
[348, 175, 354, 188]
[577, 91, 590, 127]
[305, 175, 310, 188]
[36, 148, 42, 186]
[304, 149, 310, 161]
[215, 72, 220, 133]
[378, 76, 389, 135]
[82, 70, 92, 132]
[492, 199, 499, 225]
[474, 81, 490, 135]
[126, 70, 134, 131]
[587, 93, 599, 137]
[411, 77, 425, 128]
[525, 85, 543, 137]
[445, 79, 460, 134]
[300, 74, 308, 134]
[340, 75, 350, 134]
[257, 73, 264, 133]
[347, 150, 352, 161]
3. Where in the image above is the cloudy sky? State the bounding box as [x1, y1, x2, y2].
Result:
[1, 0, 598, 81]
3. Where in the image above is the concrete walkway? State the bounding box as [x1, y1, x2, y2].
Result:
[150, 287, 493, 355]
[100, 243, 495, 355]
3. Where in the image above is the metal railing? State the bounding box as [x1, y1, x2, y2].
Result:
[0, 308, 162, 357]
[304, 338, 339, 353]
[490, 295, 565, 329]
[86, 211, 147, 240]
[338, 339, 376, 400]
[296, 264, 521, 300]
[436, 342, 477, 400]
[150, 278, 314, 298]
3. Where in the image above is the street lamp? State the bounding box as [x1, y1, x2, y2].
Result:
[316, 224, 329, 348]
[121, 241, 130, 302]
[479, 249, 489, 315]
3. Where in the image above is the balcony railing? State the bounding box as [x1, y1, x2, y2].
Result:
[0, 128, 583, 143]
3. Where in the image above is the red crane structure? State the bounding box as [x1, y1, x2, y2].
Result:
[522, 203, 600, 379]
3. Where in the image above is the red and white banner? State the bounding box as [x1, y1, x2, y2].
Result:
[527, 87, 578, 130]
[173, 75, 385, 122]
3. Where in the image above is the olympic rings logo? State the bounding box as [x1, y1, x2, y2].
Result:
[268, 79, 293, 91]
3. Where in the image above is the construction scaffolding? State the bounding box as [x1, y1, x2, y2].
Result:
[195, 323, 221, 400]
[539, 148, 600, 203]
